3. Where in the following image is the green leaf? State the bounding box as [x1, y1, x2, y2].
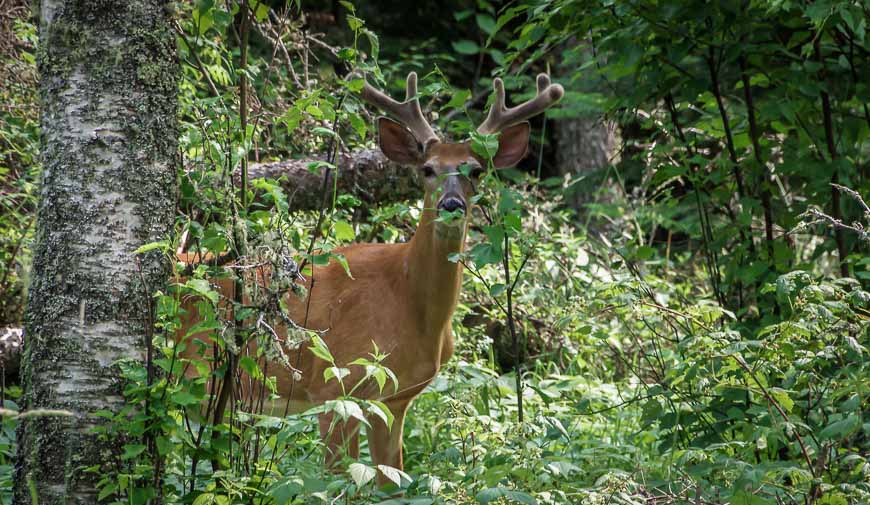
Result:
[334, 220, 355, 241]
[483, 224, 506, 246]
[239, 356, 263, 379]
[121, 444, 147, 461]
[477, 487, 537, 504]
[268, 478, 304, 503]
[489, 283, 506, 297]
[363, 28, 380, 62]
[184, 278, 218, 305]
[452, 40, 480, 55]
[445, 89, 472, 109]
[308, 335, 335, 364]
[348, 462, 377, 487]
[192, 493, 229, 505]
[470, 242, 503, 267]
[476, 14, 497, 35]
[97, 482, 117, 501]
[366, 399, 394, 429]
[253, 2, 269, 22]
[323, 366, 350, 383]
[377, 464, 410, 487]
[171, 390, 200, 406]
[134, 241, 167, 254]
[470, 131, 499, 160]
[820, 415, 861, 440]
[331, 253, 354, 279]
[192, 8, 213, 36]
[348, 111, 367, 138]
[768, 387, 794, 413]
[328, 399, 367, 424]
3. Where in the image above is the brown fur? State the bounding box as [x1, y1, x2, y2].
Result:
[176, 129, 529, 483]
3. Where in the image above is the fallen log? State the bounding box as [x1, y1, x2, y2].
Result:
[247, 148, 422, 210]
[0, 151, 422, 380]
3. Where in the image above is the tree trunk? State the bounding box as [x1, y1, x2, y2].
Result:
[555, 117, 617, 179]
[13, 1, 177, 503]
[554, 39, 618, 208]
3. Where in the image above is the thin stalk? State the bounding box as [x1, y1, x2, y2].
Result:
[502, 232, 523, 423]
[706, 48, 756, 258]
[739, 55, 775, 261]
[665, 94, 725, 307]
[214, 0, 252, 437]
[815, 38, 849, 277]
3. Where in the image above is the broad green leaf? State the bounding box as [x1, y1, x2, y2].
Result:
[334, 220, 355, 241]
[452, 40, 480, 55]
[820, 415, 861, 440]
[308, 335, 335, 364]
[324, 366, 350, 383]
[377, 464, 410, 487]
[348, 462, 377, 487]
[121, 444, 146, 461]
[476, 14, 496, 35]
[366, 399, 394, 429]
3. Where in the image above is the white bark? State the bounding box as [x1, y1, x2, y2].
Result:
[13, 1, 177, 503]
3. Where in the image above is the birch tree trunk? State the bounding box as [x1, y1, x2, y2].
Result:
[13, 1, 177, 503]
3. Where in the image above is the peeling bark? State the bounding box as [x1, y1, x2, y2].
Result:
[246, 148, 421, 210]
[13, 1, 177, 503]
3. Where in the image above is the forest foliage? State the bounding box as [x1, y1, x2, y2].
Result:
[1, 1, 869, 504]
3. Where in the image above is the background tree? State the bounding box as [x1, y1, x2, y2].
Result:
[12, 0, 177, 503]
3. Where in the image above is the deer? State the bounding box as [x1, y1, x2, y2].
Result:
[176, 71, 563, 484]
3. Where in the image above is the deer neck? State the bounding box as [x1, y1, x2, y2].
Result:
[405, 193, 467, 330]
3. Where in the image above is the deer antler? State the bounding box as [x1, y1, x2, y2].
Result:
[477, 73, 564, 134]
[359, 72, 439, 146]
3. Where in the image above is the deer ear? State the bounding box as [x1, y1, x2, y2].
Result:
[377, 117, 424, 165]
[492, 122, 530, 168]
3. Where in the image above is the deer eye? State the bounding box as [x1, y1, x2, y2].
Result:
[422, 165, 436, 178]
[469, 165, 484, 178]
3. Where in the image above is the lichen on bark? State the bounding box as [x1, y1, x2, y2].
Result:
[13, 1, 178, 503]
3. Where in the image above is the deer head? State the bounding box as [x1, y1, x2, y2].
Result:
[359, 72, 564, 236]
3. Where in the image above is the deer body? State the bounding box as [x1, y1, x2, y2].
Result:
[288, 198, 463, 405]
[177, 72, 562, 482]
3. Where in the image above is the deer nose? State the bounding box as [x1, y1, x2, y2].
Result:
[438, 196, 466, 213]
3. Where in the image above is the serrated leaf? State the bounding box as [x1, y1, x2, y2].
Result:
[768, 387, 794, 413]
